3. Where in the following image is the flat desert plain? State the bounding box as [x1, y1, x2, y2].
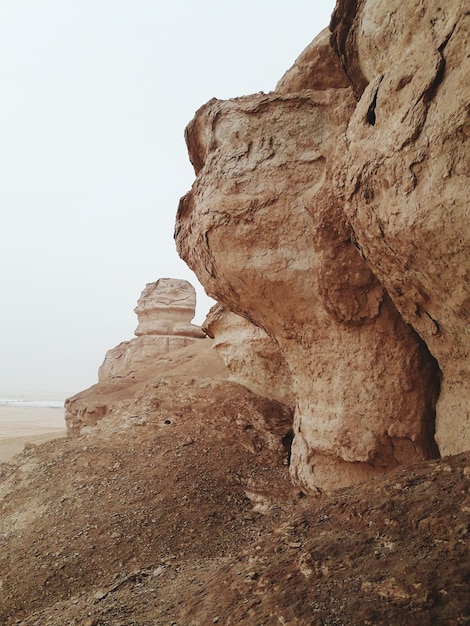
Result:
[0, 406, 66, 463]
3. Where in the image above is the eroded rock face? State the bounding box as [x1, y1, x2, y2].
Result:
[65, 340, 229, 435]
[98, 335, 197, 383]
[65, 279, 215, 435]
[330, 0, 469, 454]
[134, 278, 205, 338]
[98, 278, 205, 384]
[203, 304, 295, 407]
[276, 28, 350, 94]
[175, 70, 440, 493]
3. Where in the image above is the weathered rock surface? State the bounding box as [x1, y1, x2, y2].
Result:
[176, 79, 440, 493]
[330, 0, 470, 456]
[2, 4, 470, 624]
[66, 339, 229, 436]
[276, 27, 350, 94]
[65, 279, 224, 435]
[203, 304, 295, 407]
[134, 278, 205, 338]
[97, 335, 196, 383]
[98, 278, 206, 385]
[0, 376, 296, 624]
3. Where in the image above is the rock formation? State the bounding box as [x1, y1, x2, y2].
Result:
[65, 279, 225, 435]
[3, 387, 468, 625]
[98, 278, 205, 383]
[175, 47, 441, 493]
[275, 26, 350, 94]
[65, 0, 467, 497]
[203, 304, 295, 407]
[134, 278, 206, 339]
[2, 6, 470, 624]
[330, 0, 469, 456]
[176, 1, 469, 492]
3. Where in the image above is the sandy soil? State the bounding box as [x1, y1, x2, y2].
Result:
[0, 406, 66, 462]
[0, 377, 468, 625]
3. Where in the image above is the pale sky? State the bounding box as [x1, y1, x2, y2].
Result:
[0, 1, 336, 399]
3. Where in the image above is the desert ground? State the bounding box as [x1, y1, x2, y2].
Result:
[0, 406, 66, 463]
[0, 377, 469, 625]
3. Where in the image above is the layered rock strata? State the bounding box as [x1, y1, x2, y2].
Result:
[330, 0, 469, 455]
[134, 278, 205, 339]
[175, 47, 441, 493]
[98, 278, 205, 383]
[65, 279, 220, 435]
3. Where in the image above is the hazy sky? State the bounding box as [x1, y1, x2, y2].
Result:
[0, 0, 335, 399]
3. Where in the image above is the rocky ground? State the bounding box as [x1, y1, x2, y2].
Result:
[0, 375, 468, 625]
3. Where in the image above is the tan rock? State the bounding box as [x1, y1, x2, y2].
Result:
[134, 278, 205, 338]
[97, 335, 196, 383]
[203, 304, 294, 407]
[276, 27, 350, 94]
[66, 340, 229, 436]
[176, 79, 440, 493]
[71, 376, 293, 466]
[98, 278, 206, 385]
[330, 0, 469, 455]
[65, 278, 218, 435]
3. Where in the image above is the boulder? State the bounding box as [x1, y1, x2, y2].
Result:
[175, 71, 440, 493]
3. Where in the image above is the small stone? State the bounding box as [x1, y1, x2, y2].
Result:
[93, 589, 107, 601]
[152, 566, 164, 577]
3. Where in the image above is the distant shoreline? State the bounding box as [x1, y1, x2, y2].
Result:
[0, 397, 65, 409]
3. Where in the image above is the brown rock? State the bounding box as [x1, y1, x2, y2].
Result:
[65, 340, 229, 436]
[329, 0, 368, 98]
[203, 304, 294, 407]
[1, 414, 468, 624]
[3, 9, 470, 626]
[331, 0, 469, 455]
[175, 78, 440, 493]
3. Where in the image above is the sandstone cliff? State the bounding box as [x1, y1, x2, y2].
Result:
[175, 2, 469, 493]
